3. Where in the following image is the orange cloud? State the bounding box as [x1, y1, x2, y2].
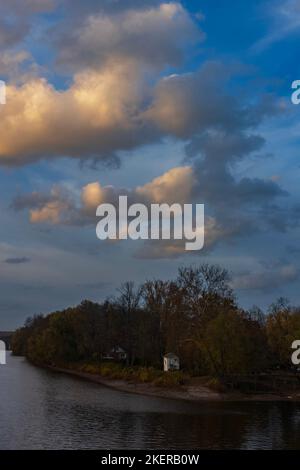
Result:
[136, 166, 195, 204]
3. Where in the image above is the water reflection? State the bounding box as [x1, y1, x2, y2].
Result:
[0, 355, 300, 449]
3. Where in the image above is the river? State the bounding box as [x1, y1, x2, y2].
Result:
[1, 354, 300, 449]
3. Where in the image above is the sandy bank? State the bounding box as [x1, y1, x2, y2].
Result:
[45, 365, 300, 403]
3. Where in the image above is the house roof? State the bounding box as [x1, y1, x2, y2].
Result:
[164, 352, 179, 359]
[110, 346, 126, 354]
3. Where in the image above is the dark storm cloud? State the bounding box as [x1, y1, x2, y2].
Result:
[187, 131, 287, 208]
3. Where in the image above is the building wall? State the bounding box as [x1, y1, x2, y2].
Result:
[164, 357, 180, 371]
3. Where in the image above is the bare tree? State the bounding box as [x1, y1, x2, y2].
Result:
[116, 281, 142, 365]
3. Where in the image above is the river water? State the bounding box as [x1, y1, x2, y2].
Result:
[1, 354, 300, 449]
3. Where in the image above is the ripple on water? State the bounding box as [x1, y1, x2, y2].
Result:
[1, 355, 300, 449]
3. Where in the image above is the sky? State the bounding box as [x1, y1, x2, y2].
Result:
[0, 0, 300, 329]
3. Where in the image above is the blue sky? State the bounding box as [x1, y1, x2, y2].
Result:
[0, 0, 300, 328]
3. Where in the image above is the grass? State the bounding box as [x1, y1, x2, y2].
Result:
[67, 361, 189, 388]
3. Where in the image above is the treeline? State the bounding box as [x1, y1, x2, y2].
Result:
[11, 264, 300, 376]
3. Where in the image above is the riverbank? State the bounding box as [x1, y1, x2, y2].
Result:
[46, 364, 300, 402]
[4, 355, 300, 449]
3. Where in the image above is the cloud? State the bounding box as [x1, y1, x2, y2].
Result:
[134, 217, 232, 259]
[4, 257, 31, 265]
[178, 95, 289, 241]
[0, 58, 283, 169]
[11, 157, 290, 259]
[136, 166, 195, 204]
[7, 52, 289, 259]
[232, 263, 299, 291]
[1, 1, 294, 263]
[61, 0, 163, 13]
[13, 186, 75, 224]
[252, 0, 300, 53]
[0, 0, 55, 49]
[0, 60, 157, 165]
[12, 166, 194, 226]
[81, 182, 105, 210]
[30, 200, 70, 225]
[56, 3, 202, 71]
[145, 64, 245, 137]
[0, 2, 204, 167]
[187, 130, 286, 208]
[0, 51, 36, 80]
[0, 0, 55, 13]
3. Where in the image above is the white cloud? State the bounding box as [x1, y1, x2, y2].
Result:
[0, 60, 152, 165]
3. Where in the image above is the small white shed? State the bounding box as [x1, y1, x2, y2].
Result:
[163, 353, 180, 372]
[0, 340, 6, 365]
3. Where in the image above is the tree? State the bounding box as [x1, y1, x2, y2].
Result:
[266, 299, 300, 368]
[116, 282, 142, 365]
[201, 310, 269, 376]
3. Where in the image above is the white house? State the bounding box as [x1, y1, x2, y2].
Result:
[163, 353, 180, 372]
[102, 346, 127, 362]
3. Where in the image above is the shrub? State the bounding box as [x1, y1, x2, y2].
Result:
[206, 377, 226, 393]
[152, 371, 187, 387]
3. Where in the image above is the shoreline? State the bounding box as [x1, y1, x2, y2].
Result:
[45, 364, 300, 403]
